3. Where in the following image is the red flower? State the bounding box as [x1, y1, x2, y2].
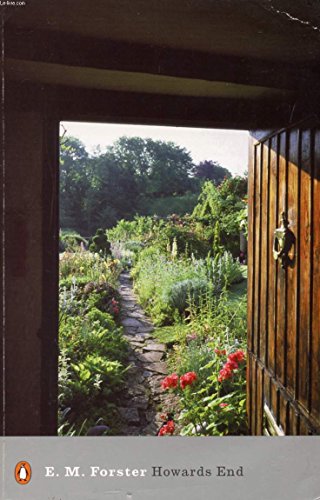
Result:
[224, 360, 238, 371]
[218, 349, 245, 383]
[180, 371, 197, 390]
[218, 367, 233, 383]
[161, 373, 179, 390]
[219, 403, 229, 408]
[228, 350, 245, 363]
[158, 420, 175, 436]
[214, 348, 227, 356]
[166, 420, 175, 434]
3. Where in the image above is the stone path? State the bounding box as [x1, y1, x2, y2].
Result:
[117, 271, 179, 435]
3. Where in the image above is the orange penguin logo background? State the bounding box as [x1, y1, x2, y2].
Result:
[15, 461, 32, 485]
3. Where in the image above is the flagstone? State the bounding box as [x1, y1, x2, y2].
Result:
[143, 343, 166, 352]
[139, 351, 164, 363]
[116, 271, 180, 436]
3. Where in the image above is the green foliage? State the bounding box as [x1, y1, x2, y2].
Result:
[72, 356, 126, 395]
[108, 214, 211, 259]
[59, 312, 127, 365]
[59, 230, 88, 252]
[107, 216, 158, 244]
[161, 290, 248, 436]
[132, 248, 202, 324]
[171, 341, 215, 378]
[153, 324, 190, 346]
[59, 134, 247, 245]
[132, 246, 243, 326]
[192, 177, 247, 256]
[60, 136, 92, 234]
[89, 228, 111, 255]
[107, 136, 196, 197]
[60, 135, 204, 234]
[165, 278, 210, 313]
[178, 347, 247, 436]
[87, 150, 140, 230]
[105, 188, 247, 436]
[59, 250, 127, 434]
[58, 135, 248, 436]
[59, 251, 121, 289]
[137, 193, 199, 218]
[237, 205, 248, 237]
[193, 160, 232, 185]
[207, 251, 244, 286]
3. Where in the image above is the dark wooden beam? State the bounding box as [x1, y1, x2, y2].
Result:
[5, 26, 313, 92]
[6, 81, 295, 130]
[4, 88, 59, 435]
[40, 113, 59, 435]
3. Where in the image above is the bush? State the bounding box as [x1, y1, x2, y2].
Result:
[132, 248, 207, 324]
[137, 193, 199, 217]
[192, 178, 247, 256]
[107, 216, 158, 243]
[164, 278, 210, 313]
[207, 252, 244, 286]
[108, 215, 211, 259]
[132, 246, 243, 326]
[60, 230, 89, 252]
[59, 251, 121, 289]
[89, 228, 111, 255]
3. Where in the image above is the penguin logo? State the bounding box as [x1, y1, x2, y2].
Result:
[15, 461, 32, 485]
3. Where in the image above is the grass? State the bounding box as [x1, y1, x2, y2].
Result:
[153, 324, 190, 345]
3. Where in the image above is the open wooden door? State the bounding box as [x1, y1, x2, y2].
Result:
[247, 119, 320, 435]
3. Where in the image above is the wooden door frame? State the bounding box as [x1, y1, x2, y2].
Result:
[5, 82, 309, 436]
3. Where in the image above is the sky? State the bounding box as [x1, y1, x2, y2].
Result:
[60, 122, 249, 176]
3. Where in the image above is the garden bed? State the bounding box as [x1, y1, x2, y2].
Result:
[58, 250, 129, 435]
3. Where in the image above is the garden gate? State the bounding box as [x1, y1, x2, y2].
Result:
[247, 119, 320, 435]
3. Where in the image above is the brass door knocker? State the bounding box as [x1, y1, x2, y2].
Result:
[273, 212, 295, 268]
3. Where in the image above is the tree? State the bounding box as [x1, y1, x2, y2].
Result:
[193, 160, 231, 186]
[107, 137, 196, 196]
[87, 151, 140, 230]
[59, 135, 202, 234]
[192, 175, 247, 255]
[60, 136, 92, 234]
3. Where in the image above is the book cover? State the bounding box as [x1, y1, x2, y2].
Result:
[2, 1, 320, 499]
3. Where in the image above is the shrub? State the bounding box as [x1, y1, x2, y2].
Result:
[60, 230, 89, 252]
[207, 252, 243, 286]
[108, 215, 211, 259]
[137, 193, 199, 217]
[59, 251, 121, 288]
[132, 247, 243, 325]
[89, 228, 112, 255]
[164, 278, 210, 313]
[132, 248, 210, 324]
[192, 178, 247, 256]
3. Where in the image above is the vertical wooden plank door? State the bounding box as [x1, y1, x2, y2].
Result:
[247, 120, 320, 435]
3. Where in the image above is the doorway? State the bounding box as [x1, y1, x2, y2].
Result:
[58, 121, 249, 436]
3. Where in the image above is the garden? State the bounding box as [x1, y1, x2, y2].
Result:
[58, 164, 248, 436]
